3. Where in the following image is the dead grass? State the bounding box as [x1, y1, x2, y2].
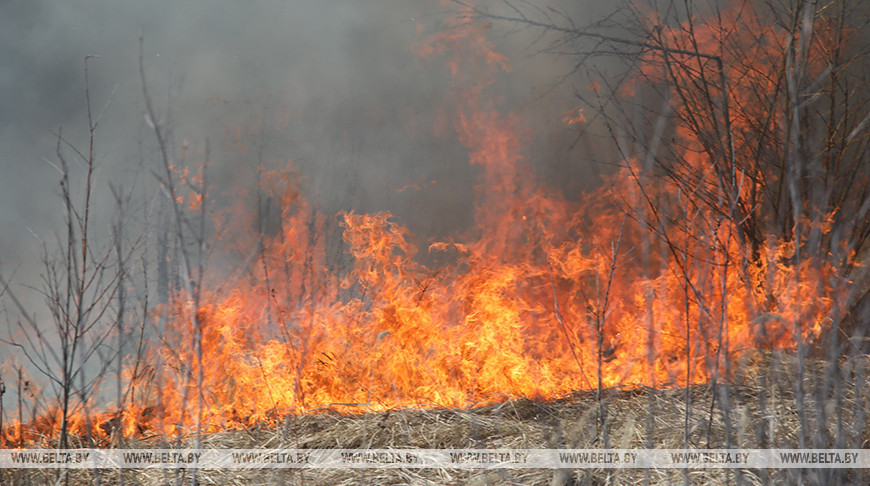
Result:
[3, 351, 868, 485]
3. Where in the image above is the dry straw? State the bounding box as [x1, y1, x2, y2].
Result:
[3, 351, 868, 485]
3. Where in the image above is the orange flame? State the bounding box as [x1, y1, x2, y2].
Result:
[4, 3, 851, 444]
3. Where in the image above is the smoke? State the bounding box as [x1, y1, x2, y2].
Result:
[0, 0, 603, 306]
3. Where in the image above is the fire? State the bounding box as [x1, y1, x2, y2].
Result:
[3, 1, 853, 444]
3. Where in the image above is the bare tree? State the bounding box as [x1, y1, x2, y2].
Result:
[463, 0, 869, 314]
[139, 34, 214, 486]
[0, 57, 137, 459]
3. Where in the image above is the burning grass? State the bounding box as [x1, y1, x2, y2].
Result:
[4, 351, 868, 485]
[2, 3, 869, 486]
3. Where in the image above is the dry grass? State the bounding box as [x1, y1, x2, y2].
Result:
[3, 351, 868, 485]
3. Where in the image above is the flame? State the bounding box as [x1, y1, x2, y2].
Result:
[3, 2, 853, 444]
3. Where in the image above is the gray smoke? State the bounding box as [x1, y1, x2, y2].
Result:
[0, 0, 604, 316]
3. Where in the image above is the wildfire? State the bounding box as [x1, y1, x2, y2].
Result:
[3, 1, 853, 445]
